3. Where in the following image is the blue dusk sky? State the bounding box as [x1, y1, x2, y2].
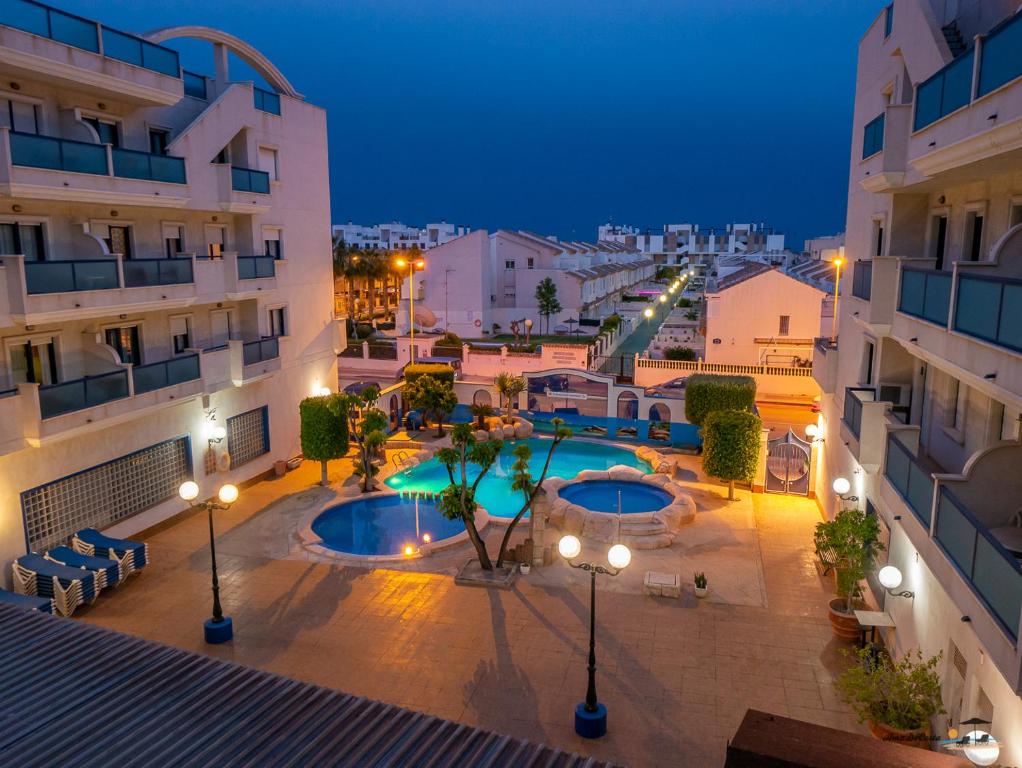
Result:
[55, 0, 887, 247]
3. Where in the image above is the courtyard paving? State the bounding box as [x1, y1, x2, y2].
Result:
[77, 451, 866, 767]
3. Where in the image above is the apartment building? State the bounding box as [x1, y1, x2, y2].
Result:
[332, 220, 471, 251]
[803, 232, 845, 261]
[813, 1, 1022, 756]
[598, 221, 785, 269]
[394, 229, 654, 337]
[0, 5, 340, 573]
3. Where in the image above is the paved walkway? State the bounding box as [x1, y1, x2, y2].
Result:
[77, 457, 865, 768]
[598, 297, 673, 376]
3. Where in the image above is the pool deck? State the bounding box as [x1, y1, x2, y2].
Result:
[76, 448, 865, 768]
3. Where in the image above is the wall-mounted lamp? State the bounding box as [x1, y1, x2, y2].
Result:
[909, 337, 918, 343]
[205, 424, 227, 445]
[983, 373, 997, 380]
[805, 424, 823, 443]
[878, 565, 913, 598]
[833, 477, 858, 502]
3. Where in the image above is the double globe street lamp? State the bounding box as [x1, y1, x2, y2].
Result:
[558, 534, 632, 739]
[179, 481, 240, 644]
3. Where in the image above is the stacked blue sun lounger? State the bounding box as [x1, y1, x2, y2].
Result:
[11, 554, 98, 617]
[71, 528, 149, 576]
[46, 545, 122, 590]
[0, 587, 54, 614]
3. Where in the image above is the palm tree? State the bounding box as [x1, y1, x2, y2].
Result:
[495, 372, 527, 424]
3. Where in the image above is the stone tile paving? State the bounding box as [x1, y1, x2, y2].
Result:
[77, 454, 866, 767]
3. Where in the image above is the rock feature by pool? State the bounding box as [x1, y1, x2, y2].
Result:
[542, 465, 696, 549]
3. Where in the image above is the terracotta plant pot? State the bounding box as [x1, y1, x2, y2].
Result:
[868, 720, 932, 750]
[828, 597, 866, 641]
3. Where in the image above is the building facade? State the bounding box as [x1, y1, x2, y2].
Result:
[332, 220, 471, 252]
[813, 1, 1022, 757]
[0, 9, 339, 573]
[598, 221, 785, 269]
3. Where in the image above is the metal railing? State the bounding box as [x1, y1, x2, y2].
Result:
[38, 369, 129, 419]
[24, 259, 118, 294]
[953, 272, 1022, 353]
[883, 432, 935, 527]
[231, 166, 271, 194]
[122, 258, 193, 288]
[898, 267, 951, 326]
[242, 337, 280, 367]
[237, 255, 276, 280]
[10, 131, 107, 175]
[842, 387, 874, 439]
[253, 87, 281, 115]
[851, 260, 872, 300]
[862, 113, 885, 158]
[131, 354, 200, 395]
[111, 147, 186, 184]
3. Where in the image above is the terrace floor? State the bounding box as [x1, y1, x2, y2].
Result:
[77, 452, 865, 768]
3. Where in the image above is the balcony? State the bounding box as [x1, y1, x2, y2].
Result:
[215, 164, 270, 214]
[953, 272, 1022, 354]
[859, 104, 911, 193]
[253, 86, 281, 115]
[840, 386, 889, 468]
[0, 1, 182, 106]
[1, 254, 199, 323]
[131, 354, 200, 396]
[897, 266, 951, 327]
[230, 337, 282, 385]
[811, 337, 838, 394]
[883, 430, 937, 528]
[0, 129, 190, 207]
[237, 255, 276, 280]
[231, 166, 270, 194]
[851, 260, 872, 300]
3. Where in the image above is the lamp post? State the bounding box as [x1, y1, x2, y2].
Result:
[179, 481, 239, 644]
[557, 534, 632, 739]
[831, 257, 844, 344]
[394, 253, 426, 365]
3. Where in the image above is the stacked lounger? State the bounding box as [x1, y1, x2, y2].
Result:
[46, 546, 122, 591]
[0, 587, 54, 614]
[71, 528, 149, 577]
[11, 554, 98, 617]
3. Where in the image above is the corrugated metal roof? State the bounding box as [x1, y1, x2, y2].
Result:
[0, 604, 617, 768]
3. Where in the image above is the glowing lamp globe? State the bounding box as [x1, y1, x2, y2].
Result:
[643, 308, 654, 319]
[211, 425, 227, 441]
[318, 387, 331, 397]
[607, 544, 632, 570]
[217, 484, 239, 505]
[558, 534, 582, 560]
[963, 732, 999, 766]
[658, 295, 667, 303]
[805, 423, 819, 439]
[832, 477, 851, 495]
[178, 481, 199, 502]
[878, 565, 904, 591]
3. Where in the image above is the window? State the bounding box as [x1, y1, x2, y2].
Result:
[932, 214, 948, 270]
[205, 225, 227, 258]
[162, 224, 184, 258]
[0, 98, 40, 134]
[95, 224, 132, 259]
[872, 220, 885, 257]
[263, 229, 282, 259]
[209, 310, 234, 348]
[1011, 203, 1022, 230]
[213, 146, 230, 165]
[884, 3, 893, 38]
[527, 257, 535, 269]
[258, 146, 279, 181]
[148, 128, 169, 155]
[170, 316, 192, 354]
[505, 260, 515, 269]
[83, 117, 119, 147]
[0, 222, 45, 261]
[228, 406, 270, 467]
[862, 340, 875, 385]
[268, 307, 286, 337]
[8, 337, 58, 386]
[778, 315, 790, 336]
[966, 211, 984, 261]
[105, 325, 141, 366]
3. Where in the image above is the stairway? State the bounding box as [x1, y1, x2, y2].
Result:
[941, 21, 968, 58]
[619, 519, 673, 549]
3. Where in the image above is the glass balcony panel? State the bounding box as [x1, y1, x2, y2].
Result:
[972, 534, 1022, 639]
[100, 27, 141, 67]
[7, 0, 49, 36]
[253, 87, 281, 115]
[121, 260, 158, 287]
[238, 256, 275, 279]
[935, 491, 975, 574]
[48, 8, 99, 52]
[914, 77, 942, 131]
[242, 341, 260, 367]
[24, 262, 74, 294]
[183, 71, 207, 100]
[954, 276, 1001, 341]
[132, 363, 167, 395]
[941, 52, 974, 115]
[159, 258, 193, 284]
[39, 380, 84, 419]
[899, 269, 926, 316]
[71, 260, 119, 291]
[885, 435, 910, 497]
[906, 461, 934, 526]
[141, 41, 179, 77]
[110, 148, 149, 179]
[261, 337, 279, 360]
[978, 12, 1022, 97]
[86, 370, 128, 406]
[10, 132, 60, 170]
[922, 272, 951, 325]
[998, 283, 1022, 351]
[149, 154, 186, 184]
[61, 140, 109, 175]
[166, 354, 200, 384]
[852, 261, 872, 300]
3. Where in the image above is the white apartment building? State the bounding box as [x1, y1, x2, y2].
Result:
[813, 1, 1022, 757]
[395, 229, 654, 337]
[0, 7, 340, 573]
[598, 221, 785, 269]
[804, 232, 845, 261]
[332, 220, 471, 251]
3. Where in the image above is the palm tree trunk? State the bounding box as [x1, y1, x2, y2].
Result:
[496, 438, 559, 567]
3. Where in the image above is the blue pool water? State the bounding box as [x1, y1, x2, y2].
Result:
[385, 438, 650, 518]
[311, 495, 464, 556]
[560, 479, 672, 513]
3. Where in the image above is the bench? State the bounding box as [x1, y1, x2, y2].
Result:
[816, 544, 839, 576]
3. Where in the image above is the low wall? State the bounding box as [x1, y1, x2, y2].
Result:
[633, 358, 820, 401]
[462, 343, 589, 378]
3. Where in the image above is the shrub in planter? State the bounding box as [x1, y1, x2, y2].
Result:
[684, 374, 756, 427]
[835, 647, 944, 749]
[404, 363, 455, 384]
[664, 346, 697, 361]
[701, 410, 761, 501]
[404, 374, 457, 437]
[815, 508, 883, 639]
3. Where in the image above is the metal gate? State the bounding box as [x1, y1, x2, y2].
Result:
[592, 354, 634, 382]
[765, 428, 811, 495]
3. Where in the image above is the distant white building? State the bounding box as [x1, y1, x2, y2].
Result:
[332, 221, 471, 251]
[803, 232, 845, 261]
[598, 222, 785, 269]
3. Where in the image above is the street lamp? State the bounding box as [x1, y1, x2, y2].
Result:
[394, 253, 426, 365]
[179, 481, 240, 644]
[558, 534, 631, 739]
[831, 257, 844, 344]
[643, 307, 654, 320]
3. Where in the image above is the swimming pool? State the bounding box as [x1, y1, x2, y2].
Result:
[385, 438, 650, 518]
[311, 495, 464, 556]
[560, 479, 673, 514]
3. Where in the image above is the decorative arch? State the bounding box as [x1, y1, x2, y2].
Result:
[648, 403, 671, 422]
[143, 26, 300, 99]
[473, 389, 492, 407]
[616, 391, 638, 420]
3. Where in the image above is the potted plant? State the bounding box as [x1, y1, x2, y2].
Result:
[520, 561, 531, 575]
[835, 647, 944, 749]
[694, 572, 708, 598]
[814, 508, 882, 639]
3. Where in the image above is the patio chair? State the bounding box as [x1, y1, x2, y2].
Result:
[11, 554, 98, 617]
[46, 546, 122, 591]
[0, 587, 54, 614]
[71, 529, 149, 576]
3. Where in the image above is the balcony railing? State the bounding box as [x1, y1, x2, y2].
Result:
[953, 273, 1022, 353]
[10, 132, 107, 175]
[3, 0, 181, 78]
[914, 50, 974, 131]
[131, 354, 200, 396]
[842, 387, 874, 439]
[977, 10, 1022, 98]
[111, 147, 186, 184]
[38, 369, 129, 419]
[898, 267, 951, 326]
[24, 259, 118, 294]
[231, 166, 270, 194]
[122, 258, 193, 288]
[237, 255, 276, 280]
[883, 432, 934, 527]
[242, 337, 280, 367]
[934, 486, 1022, 640]
[862, 113, 885, 158]
[852, 260, 873, 300]
[183, 71, 207, 100]
[253, 86, 281, 115]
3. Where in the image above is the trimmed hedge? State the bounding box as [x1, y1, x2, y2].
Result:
[701, 410, 762, 491]
[300, 394, 349, 484]
[684, 374, 756, 426]
[404, 363, 455, 384]
[664, 346, 697, 361]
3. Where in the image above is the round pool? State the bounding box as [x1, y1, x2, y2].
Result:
[311, 495, 464, 557]
[559, 479, 673, 513]
[385, 438, 650, 518]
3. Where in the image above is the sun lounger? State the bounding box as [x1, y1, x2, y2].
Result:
[12, 554, 98, 617]
[71, 529, 149, 576]
[46, 546, 122, 591]
[0, 587, 54, 614]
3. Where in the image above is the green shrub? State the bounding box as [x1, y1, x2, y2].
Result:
[435, 331, 462, 347]
[355, 323, 374, 338]
[404, 363, 455, 384]
[701, 409, 761, 500]
[676, 297, 693, 308]
[664, 346, 697, 361]
[404, 374, 458, 437]
[299, 394, 349, 485]
[684, 374, 756, 427]
[835, 647, 945, 731]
